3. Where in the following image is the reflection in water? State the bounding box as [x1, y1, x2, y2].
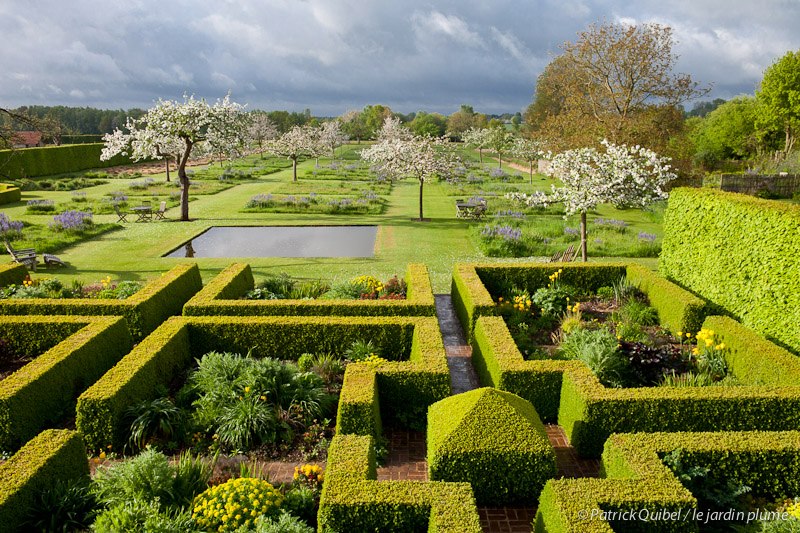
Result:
[166, 226, 378, 258]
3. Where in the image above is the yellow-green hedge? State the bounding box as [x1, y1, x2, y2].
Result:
[318, 434, 482, 532]
[0, 183, 21, 205]
[660, 188, 800, 354]
[0, 316, 131, 451]
[535, 431, 800, 532]
[452, 263, 627, 341]
[0, 263, 202, 339]
[78, 315, 449, 450]
[183, 263, 436, 316]
[0, 429, 89, 530]
[427, 388, 556, 505]
[0, 263, 27, 288]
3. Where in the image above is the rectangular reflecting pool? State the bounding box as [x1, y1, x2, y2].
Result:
[165, 225, 378, 258]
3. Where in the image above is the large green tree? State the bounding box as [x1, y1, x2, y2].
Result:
[756, 50, 800, 156]
[691, 96, 759, 160]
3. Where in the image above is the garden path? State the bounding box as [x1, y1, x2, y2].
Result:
[434, 294, 480, 393]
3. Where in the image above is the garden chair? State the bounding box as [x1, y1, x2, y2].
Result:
[43, 253, 66, 268]
[549, 244, 576, 263]
[469, 203, 487, 220]
[4, 240, 38, 271]
[154, 201, 167, 220]
[114, 204, 128, 223]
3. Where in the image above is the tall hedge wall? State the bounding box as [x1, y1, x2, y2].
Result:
[0, 429, 89, 531]
[0, 183, 21, 205]
[183, 263, 436, 316]
[0, 143, 136, 180]
[660, 188, 800, 353]
[0, 263, 202, 339]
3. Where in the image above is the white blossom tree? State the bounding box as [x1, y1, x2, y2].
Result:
[461, 127, 490, 163]
[377, 116, 414, 142]
[515, 140, 675, 261]
[361, 126, 456, 220]
[266, 125, 317, 181]
[486, 126, 516, 168]
[101, 94, 247, 221]
[248, 113, 278, 157]
[511, 137, 550, 184]
[318, 120, 349, 161]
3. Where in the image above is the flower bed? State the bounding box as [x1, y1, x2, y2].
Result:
[0, 274, 142, 300]
[242, 192, 386, 215]
[183, 263, 436, 317]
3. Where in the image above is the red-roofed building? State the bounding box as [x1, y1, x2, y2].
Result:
[11, 131, 43, 148]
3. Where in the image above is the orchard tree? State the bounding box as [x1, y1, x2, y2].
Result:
[511, 137, 549, 183]
[461, 127, 491, 163]
[101, 94, 247, 221]
[318, 120, 349, 161]
[340, 109, 369, 143]
[519, 140, 675, 261]
[486, 126, 515, 168]
[756, 50, 800, 156]
[408, 112, 447, 137]
[266, 125, 316, 181]
[446, 104, 487, 139]
[248, 112, 278, 157]
[361, 120, 456, 220]
[377, 116, 413, 142]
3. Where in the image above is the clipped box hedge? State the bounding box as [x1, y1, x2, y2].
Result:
[0, 263, 202, 339]
[535, 430, 800, 532]
[0, 429, 89, 531]
[452, 263, 628, 341]
[0, 263, 27, 287]
[0, 143, 137, 179]
[0, 315, 132, 451]
[77, 315, 449, 451]
[0, 183, 21, 205]
[660, 188, 800, 354]
[318, 434, 482, 533]
[474, 311, 800, 457]
[183, 262, 436, 317]
[427, 388, 556, 505]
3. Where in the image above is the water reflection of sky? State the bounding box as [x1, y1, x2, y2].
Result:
[166, 226, 378, 258]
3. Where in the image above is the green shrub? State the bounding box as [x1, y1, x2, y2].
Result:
[78, 316, 448, 451]
[183, 263, 435, 317]
[535, 431, 800, 532]
[192, 477, 283, 531]
[0, 316, 132, 451]
[318, 434, 482, 533]
[427, 388, 556, 505]
[0, 263, 202, 339]
[626, 264, 709, 334]
[558, 328, 628, 388]
[92, 500, 193, 533]
[20, 476, 96, 533]
[660, 188, 800, 353]
[0, 430, 89, 531]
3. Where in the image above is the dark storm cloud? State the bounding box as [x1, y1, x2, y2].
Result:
[0, 0, 798, 115]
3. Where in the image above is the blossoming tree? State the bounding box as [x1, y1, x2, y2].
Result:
[461, 127, 491, 163]
[361, 118, 456, 220]
[101, 94, 247, 221]
[248, 112, 278, 157]
[516, 140, 675, 261]
[266, 125, 317, 181]
[511, 137, 549, 183]
[318, 120, 349, 161]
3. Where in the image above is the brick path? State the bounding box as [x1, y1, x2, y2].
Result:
[435, 294, 480, 394]
[373, 296, 601, 533]
[376, 427, 427, 481]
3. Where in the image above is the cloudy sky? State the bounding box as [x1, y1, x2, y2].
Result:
[1, 0, 798, 116]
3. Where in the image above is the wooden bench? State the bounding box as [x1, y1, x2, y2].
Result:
[549, 244, 577, 263]
[5, 240, 38, 271]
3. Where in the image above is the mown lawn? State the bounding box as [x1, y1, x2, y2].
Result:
[2, 147, 659, 291]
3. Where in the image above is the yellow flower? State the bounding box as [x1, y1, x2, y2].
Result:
[244, 386, 251, 393]
[705, 339, 713, 347]
[677, 331, 683, 337]
[691, 348, 699, 355]
[99, 451, 106, 459]
[718, 343, 726, 350]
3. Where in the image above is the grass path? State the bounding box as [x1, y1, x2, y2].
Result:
[7, 153, 658, 292]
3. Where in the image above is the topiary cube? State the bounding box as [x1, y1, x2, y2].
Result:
[427, 387, 556, 505]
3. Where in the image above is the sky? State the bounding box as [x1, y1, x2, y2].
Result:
[1, 0, 798, 116]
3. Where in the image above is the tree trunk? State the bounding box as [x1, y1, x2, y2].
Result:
[292, 157, 298, 182]
[418, 178, 424, 220]
[498, 153, 502, 168]
[580, 211, 588, 262]
[165, 158, 170, 182]
[529, 161, 533, 184]
[478, 148, 483, 164]
[178, 139, 193, 221]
